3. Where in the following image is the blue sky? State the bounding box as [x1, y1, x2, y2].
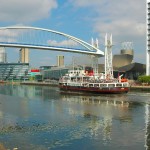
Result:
[0, 0, 146, 67]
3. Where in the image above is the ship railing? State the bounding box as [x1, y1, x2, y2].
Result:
[87, 82, 129, 88]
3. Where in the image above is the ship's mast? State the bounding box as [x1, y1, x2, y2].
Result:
[91, 55, 99, 76]
[105, 34, 113, 79]
[91, 38, 99, 76]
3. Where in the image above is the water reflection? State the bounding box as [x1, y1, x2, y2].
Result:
[145, 104, 150, 150]
[0, 85, 149, 149]
[60, 93, 150, 149]
[60, 94, 130, 143]
[0, 84, 59, 100]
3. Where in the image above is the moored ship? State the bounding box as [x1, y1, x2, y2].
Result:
[59, 69, 129, 94]
[59, 34, 130, 94]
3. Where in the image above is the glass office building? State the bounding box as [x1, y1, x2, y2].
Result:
[0, 63, 29, 80]
[43, 67, 69, 80]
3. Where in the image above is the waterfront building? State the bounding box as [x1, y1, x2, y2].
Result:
[113, 42, 134, 68]
[118, 63, 146, 80]
[146, 0, 150, 75]
[57, 55, 64, 67]
[98, 62, 146, 80]
[19, 48, 29, 63]
[39, 66, 55, 70]
[0, 47, 7, 63]
[43, 67, 69, 80]
[27, 68, 42, 81]
[0, 63, 29, 80]
[42, 65, 94, 81]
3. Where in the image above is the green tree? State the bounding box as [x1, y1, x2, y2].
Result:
[138, 75, 150, 84]
[29, 76, 35, 81]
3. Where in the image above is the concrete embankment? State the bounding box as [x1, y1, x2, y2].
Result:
[130, 86, 150, 92]
[19, 81, 150, 92]
[20, 81, 58, 86]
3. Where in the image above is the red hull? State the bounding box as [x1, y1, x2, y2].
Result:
[59, 85, 129, 94]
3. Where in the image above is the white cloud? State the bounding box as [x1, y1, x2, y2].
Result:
[70, 0, 146, 63]
[47, 39, 78, 47]
[0, 29, 18, 42]
[0, 27, 30, 42]
[70, 0, 145, 37]
[95, 19, 146, 42]
[0, 0, 57, 23]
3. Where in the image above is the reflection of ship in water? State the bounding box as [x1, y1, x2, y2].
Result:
[61, 93, 130, 107]
[60, 94, 131, 143]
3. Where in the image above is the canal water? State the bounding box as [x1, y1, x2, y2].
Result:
[0, 84, 149, 150]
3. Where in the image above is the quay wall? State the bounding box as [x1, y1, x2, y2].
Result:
[19, 81, 150, 92]
[130, 86, 150, 92]
[20, 81, 58, 86]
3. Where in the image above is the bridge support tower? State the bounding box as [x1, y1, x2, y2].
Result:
[19, 48, 29, 63]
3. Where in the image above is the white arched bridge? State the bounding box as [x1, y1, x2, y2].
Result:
[0, 26, 104, 56]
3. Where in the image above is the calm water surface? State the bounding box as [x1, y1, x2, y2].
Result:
[0, 84, 149, 150]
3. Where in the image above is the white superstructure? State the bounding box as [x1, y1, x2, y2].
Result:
[146, 0, 150, 75]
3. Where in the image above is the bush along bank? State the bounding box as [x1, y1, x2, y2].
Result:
[138, 75, 150, 85]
